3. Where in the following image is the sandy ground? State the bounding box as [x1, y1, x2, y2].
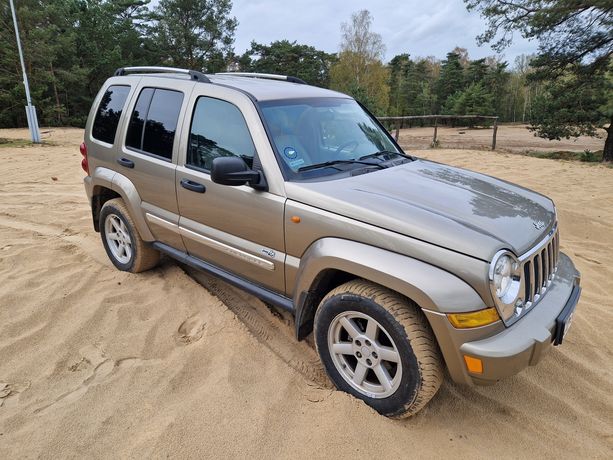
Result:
[395, 123, 606, 152]
[0, 128, 612, 459]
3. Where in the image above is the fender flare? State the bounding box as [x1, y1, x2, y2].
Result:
[90, 167, 155, 241]
[292, 238, 486, 338]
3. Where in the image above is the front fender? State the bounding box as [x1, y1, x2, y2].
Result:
[293, 238, 486, 338]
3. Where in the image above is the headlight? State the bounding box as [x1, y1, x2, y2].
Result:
[489, 250, 522, 319]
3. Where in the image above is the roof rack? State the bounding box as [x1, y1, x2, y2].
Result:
[113, 66, 211, 83]
[215, 72, 307, 85]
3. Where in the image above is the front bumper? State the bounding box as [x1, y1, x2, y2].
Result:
[424, 252, 581, 385]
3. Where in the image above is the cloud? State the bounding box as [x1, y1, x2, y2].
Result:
[230, 0, 537, 64]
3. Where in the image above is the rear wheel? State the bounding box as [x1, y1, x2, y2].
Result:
[314, 279, 443, 418]
[99, 198, 159, 273]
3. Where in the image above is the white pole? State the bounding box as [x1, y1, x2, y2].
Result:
[9, 0, 41, 143]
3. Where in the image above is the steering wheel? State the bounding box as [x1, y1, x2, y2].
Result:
[335, 140, 359, 155]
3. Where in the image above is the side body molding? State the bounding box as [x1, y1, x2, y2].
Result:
[98, 168, 155, 241]
[293, 238, 486, 338]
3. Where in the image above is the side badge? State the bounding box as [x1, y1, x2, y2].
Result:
[261, 248, 276, 259]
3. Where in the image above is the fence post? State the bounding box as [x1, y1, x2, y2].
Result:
[395, 121, 400, 141]
[491, 118, 498, 150]
[432, 117, 438, 147]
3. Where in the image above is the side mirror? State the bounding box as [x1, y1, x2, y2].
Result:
[211, 156, 265, 189]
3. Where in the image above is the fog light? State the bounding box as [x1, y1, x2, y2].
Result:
[447, 308, 500, 329]
[464, 355, 483, 374]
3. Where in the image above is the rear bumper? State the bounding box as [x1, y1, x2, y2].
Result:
[425, 252, 581, 385]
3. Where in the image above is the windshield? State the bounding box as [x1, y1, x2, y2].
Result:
[259, 98, 402, 180]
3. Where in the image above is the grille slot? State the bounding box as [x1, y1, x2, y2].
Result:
[521, 227, 560, 306]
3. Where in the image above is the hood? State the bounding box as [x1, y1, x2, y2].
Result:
[285, 160, 556, 261]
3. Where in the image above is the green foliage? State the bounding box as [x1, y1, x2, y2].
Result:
[443, 82, 495, 116]
[529, 68, 612, 139]
[330, 10, 390, 114]
[239, 40, 336, 87]
[465, 0, 613, 160]
[436, 52, 465, 110]
[0, 0, 236, 128]
[151, 0, 236, 72]
[580, 150, 599, 162]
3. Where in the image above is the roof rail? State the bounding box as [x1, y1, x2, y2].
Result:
[215, 72, 307, 85]
[113, 66, 211, 83]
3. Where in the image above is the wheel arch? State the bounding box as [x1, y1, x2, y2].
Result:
[89, 167, 154, 241]
[293, 238, 486, 340]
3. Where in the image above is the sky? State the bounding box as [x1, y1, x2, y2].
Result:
[230, 0, 539, 66]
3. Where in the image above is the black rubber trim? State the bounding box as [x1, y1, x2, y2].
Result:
[113, 67, 211, 83]
[152, 242, 294, 313]
[553, 284, 581, 345]
[286, 76, 307, 85]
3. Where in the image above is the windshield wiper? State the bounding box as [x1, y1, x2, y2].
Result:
[358, 150, 412, 161]
[298, 159, 386, 172]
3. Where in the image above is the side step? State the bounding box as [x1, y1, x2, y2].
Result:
[152, 242, 295, 313]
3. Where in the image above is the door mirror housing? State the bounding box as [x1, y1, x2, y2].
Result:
[211, 156, 267, 190]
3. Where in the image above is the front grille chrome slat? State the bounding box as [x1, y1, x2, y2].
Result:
[519, 225, 560, 309]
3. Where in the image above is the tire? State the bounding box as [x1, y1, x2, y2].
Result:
[99, 198, 159, 273]
[314, 279, 443, 418]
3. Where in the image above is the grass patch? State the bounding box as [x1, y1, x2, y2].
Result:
[0, 138, 33, 148]
[524, 149, 603, 163]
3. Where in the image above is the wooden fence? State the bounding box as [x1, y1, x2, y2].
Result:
[377, 115, 500, 150]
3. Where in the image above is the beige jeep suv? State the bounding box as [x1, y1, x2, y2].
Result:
[82, 67, 581, 417]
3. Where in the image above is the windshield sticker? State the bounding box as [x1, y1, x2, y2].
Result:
[284, 147, 298, 159]
[289, 158, 305, 168]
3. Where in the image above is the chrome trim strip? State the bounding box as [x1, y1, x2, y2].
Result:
[146, 213, 178, 232]
[518, 222, 558, 262]
[285, 255, 300, 270]
[145, 213, 275, 271]
[179, 227, 275, 271]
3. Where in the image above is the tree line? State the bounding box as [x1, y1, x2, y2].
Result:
[1, 1, 610, 160]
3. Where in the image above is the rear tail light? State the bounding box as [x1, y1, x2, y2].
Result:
[80, 142, 89, 174]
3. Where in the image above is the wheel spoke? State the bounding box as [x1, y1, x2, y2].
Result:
[353, 363, 368, 385]
[377, 346, 400, 363]
[339, 317, 361, 339]
[373, 364, 393, 391]
[107, 233, 120, 241]
[331, 342, 353, 356]
[365, 319, 378, 341]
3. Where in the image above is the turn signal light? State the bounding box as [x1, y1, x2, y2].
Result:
[464, 355, 483, 374]
[447, 308, 500, 329]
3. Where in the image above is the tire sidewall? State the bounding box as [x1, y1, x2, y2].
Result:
[315, 292, 421, 417]
[99, 202, 137, 272]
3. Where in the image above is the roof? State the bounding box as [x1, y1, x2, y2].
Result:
[114, 70, 350, 102]
[208, 74, 349, 101]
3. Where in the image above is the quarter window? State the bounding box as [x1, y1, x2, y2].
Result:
[187, 97, 255, 171]
[92, 85, 130, 144]
[126, 88, 183, 160]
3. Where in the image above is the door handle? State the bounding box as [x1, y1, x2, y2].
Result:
[180, 179, 206, 193]
[117, 158, 134, 168]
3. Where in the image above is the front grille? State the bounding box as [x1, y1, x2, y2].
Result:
[520, 226, 560, 307]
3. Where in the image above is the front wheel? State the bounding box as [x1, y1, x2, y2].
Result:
[314, 280, 443, 418]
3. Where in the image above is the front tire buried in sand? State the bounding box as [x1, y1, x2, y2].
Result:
[99, 198, 159, 273]
[314, 279, 443, 418]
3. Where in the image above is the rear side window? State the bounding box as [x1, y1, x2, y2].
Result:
[92, 85, 130, 144]
[188, 97, 256, 171]
[126, 88, 184, 160]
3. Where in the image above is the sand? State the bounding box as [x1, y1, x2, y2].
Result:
[0, 127, 611, 459]
[395, 123, 606, 152]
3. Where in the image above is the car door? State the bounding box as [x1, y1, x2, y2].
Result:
[175, 88, 286, 293]
[115, 77, 195, 251]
